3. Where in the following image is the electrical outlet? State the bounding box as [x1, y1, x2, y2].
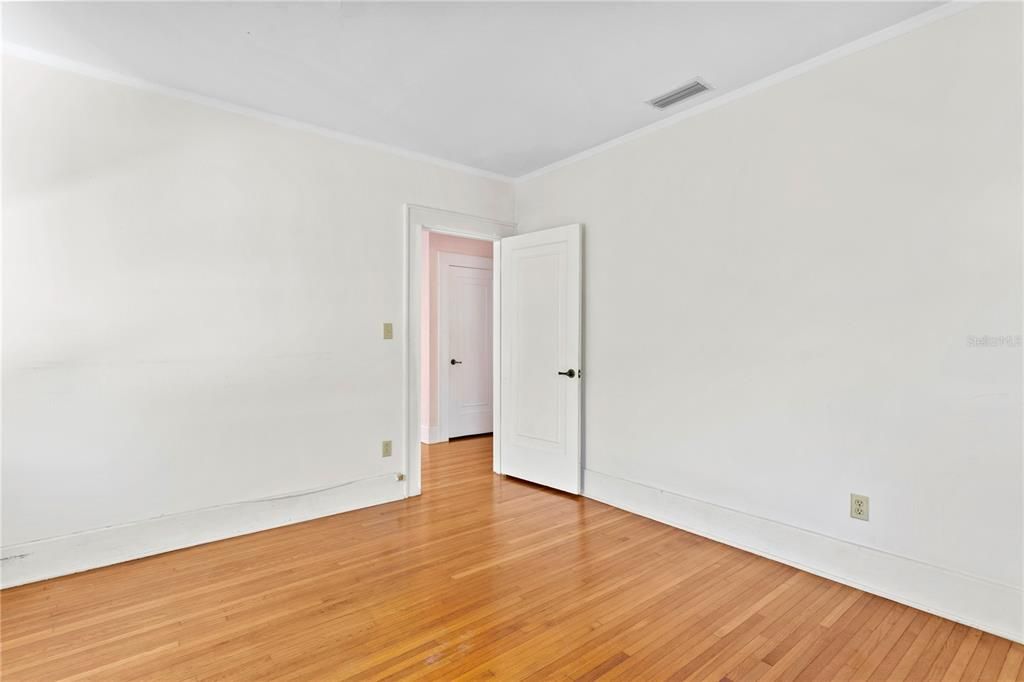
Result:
[382, 440, 392, 457]
[382, 322, 393, 340]
[850, 493, 869, 521]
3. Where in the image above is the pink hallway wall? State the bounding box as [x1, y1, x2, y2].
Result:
[420, 232, 493, 442]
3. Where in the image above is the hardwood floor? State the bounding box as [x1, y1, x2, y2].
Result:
[2, 435, 1021, 680]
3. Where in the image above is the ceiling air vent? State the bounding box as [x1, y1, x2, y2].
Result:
[647, 79, 710, 110]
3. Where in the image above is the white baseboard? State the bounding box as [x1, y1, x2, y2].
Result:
[0, 474, 405, 588]
[420, 425, 445, 444]
[583, 468, 1023, 644]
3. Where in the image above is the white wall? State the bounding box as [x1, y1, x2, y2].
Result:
[420, 232, 493, 443]
[516, 4, 1022, 641]
[1, 55, 513, 584]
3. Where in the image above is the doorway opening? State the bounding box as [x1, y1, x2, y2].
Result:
[402, 204, 582, 499]
[420, 232, 495, 445]
[402, 204, 514, 497]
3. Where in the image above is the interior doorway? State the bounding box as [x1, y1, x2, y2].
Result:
[420, 233, 495, 445]
[403, 204, 513, 497]
[402, 204, 582, 499]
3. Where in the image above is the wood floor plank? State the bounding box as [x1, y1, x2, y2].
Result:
[998, 645, 1024, 681]
[943, 629, 987, 682]
[1, 435, 1020, 680]
[963, 634, 999, 681]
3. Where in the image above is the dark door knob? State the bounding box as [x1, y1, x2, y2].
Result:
[450, 359, 462, 365]
[558, 369, 576, 378]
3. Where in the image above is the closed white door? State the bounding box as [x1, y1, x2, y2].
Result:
[441, 254, 493, 439]
[500, 224, 582, 494]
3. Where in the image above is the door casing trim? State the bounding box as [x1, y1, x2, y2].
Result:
[403, 204, 515, 496]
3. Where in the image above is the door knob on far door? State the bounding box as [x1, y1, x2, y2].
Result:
[450, 359, 462, 365]
[557, 369, 576, 378]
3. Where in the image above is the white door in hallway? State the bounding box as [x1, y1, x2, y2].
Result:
[500, 224, 582, 494]
[441, 254, 494, 439]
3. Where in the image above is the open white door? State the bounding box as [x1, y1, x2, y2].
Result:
[499, 224, 582, 494]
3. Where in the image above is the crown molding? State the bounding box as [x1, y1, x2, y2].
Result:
[1, 1, 982, 184]
[1, 42, 515, 185]
[515, 1, 978, 184]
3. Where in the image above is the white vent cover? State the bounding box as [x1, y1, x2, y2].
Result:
[647, 79, 711, 109]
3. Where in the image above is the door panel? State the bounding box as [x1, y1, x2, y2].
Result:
[445, 259, 493, 438]
[500, 224, 581, 494]
[513, 248, 564, 443]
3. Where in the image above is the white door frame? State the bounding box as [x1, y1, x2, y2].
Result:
[402, 204, 515, 497]
[437, 252, 494, 442]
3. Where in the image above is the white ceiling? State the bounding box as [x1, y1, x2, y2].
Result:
[4, 2, 939, 178]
